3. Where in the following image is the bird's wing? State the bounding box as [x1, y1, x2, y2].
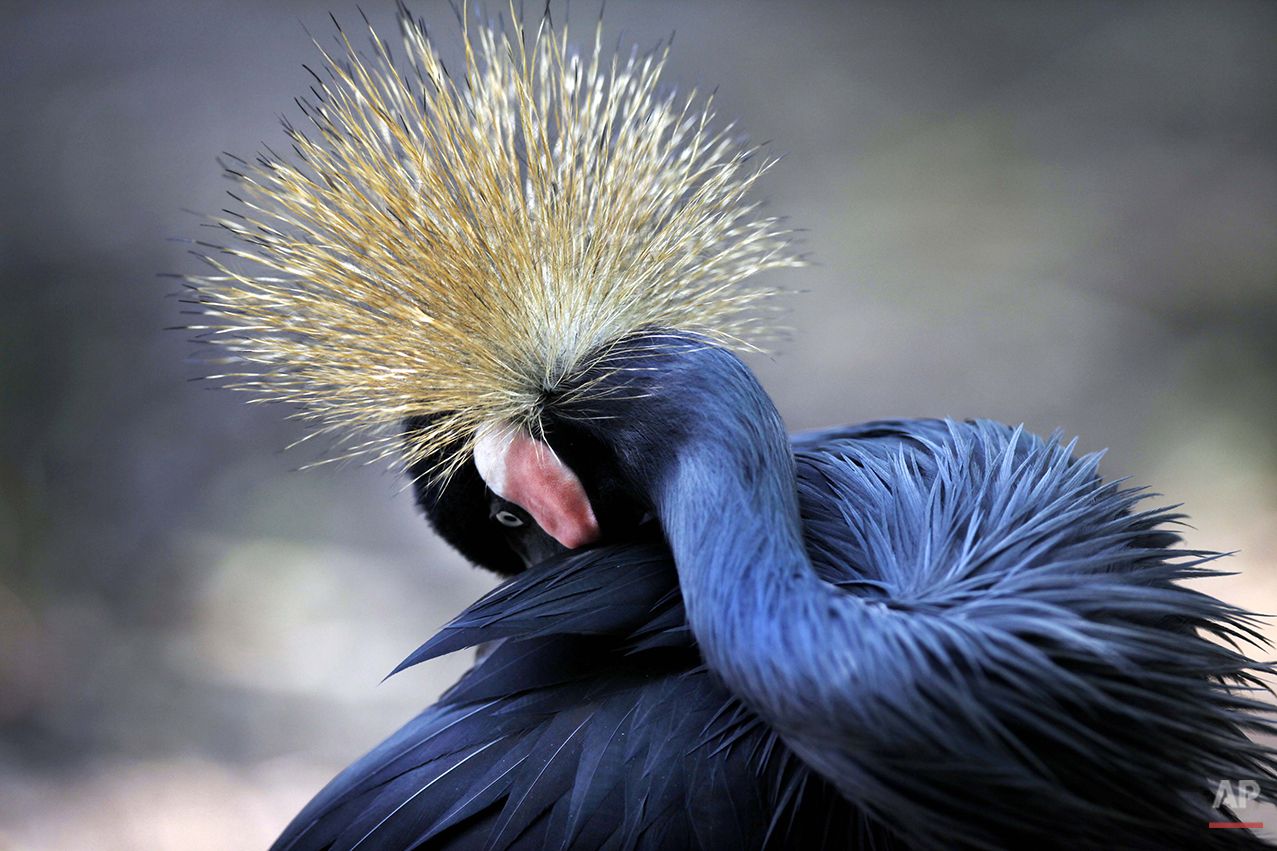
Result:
[273, 419, 1274, 851]
[787, 418, 1277, 850]
[270, 537, 872, 851]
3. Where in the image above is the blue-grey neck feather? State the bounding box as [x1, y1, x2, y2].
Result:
[578, 334, 1277, 849]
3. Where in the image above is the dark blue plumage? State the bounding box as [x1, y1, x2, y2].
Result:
[271, 334, 1277, 850]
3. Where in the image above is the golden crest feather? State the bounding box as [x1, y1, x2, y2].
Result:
[185, 4, 800, 477]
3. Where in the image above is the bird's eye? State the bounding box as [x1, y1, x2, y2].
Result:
[494, 510, 525, 528]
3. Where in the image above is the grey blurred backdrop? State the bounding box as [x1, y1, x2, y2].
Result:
[1, 1, 1275, 847]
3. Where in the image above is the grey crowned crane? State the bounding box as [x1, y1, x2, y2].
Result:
[183, 6, 1277, 849]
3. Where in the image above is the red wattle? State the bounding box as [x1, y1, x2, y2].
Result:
[496, 430, 600, 549]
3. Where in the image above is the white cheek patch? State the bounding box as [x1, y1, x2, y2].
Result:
[473, 421, 515, 499]
[473, 421, 601, 550]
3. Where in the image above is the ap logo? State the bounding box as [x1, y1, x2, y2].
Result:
[1214, 779, 1260, 810]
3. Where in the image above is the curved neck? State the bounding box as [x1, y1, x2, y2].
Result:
[637, 357, 839, 723]
[658, 429, 810, 610]
[565, 334, 844, 727]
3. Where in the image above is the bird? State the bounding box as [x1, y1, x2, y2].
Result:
[182, 4, 1277, 849]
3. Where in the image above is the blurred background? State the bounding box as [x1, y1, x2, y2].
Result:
[1, 0, 1275, 847]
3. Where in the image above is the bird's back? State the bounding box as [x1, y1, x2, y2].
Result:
[272, 419, 1274, 850]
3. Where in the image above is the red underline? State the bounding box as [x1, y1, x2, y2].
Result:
[1208, 822, 1263, 829]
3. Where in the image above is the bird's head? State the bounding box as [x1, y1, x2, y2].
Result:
[184, 6, 800, 573]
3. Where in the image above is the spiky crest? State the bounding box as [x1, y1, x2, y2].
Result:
[182, 3, 800, 478]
